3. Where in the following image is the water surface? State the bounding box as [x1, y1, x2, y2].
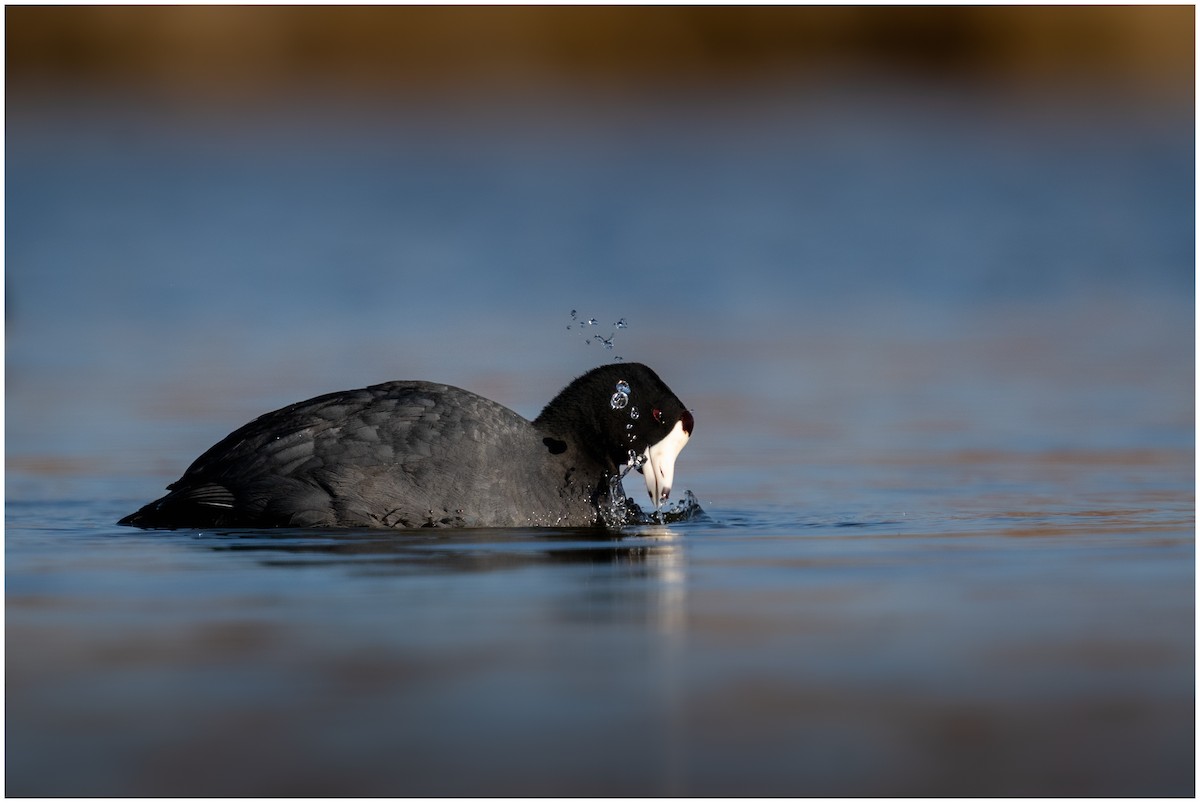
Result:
[6, 87, 1194, 795]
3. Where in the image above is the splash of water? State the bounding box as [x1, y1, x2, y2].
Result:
[566, 309, 627, 361]
[655, 490, 705, 524]
[601, 455, 644, 528]
[601, 473, 633, 529]
[601, 462, 705, 530]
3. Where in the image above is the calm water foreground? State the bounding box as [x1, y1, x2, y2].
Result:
[6, 89, 1195, 795]
[7, 327, 1193, 796]
[6, 455, 1193, 796]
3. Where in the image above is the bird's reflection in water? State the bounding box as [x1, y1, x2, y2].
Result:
[178, 525, 692, 793]
[192, 525, 689, 635]
[195, 526, 669, 571]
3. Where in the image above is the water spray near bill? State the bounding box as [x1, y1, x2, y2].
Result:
[570, 310, 701, 525]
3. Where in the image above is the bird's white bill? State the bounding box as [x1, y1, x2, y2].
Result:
[642, 419, 690, 509]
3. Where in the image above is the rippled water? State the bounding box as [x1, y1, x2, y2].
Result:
[6, 87, 1194, 795]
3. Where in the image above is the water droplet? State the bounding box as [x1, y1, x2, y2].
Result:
[615, 318, 628, 329]
[626, 423, 633, 430]
[570, 309, 577, 320]
[615, 380, 630, 395]
[586, 317, 598, 326]
[629, 407, 639, 420]
[610, 392, 628, 410]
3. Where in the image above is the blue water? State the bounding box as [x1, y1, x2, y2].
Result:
[6, 85, 1194, 795]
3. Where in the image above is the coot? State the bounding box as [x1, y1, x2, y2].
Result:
[119, 363, 694, 529]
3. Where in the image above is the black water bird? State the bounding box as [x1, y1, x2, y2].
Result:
[119, 363, 693, 529]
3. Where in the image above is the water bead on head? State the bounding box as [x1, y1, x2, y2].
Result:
[610, 378, 632, 410]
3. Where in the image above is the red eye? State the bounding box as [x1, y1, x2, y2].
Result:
[652, 408, 663, 423]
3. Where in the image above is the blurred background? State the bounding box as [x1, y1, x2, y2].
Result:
[6, 4, 1194, 502]
[7, 6, 1193, 99]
